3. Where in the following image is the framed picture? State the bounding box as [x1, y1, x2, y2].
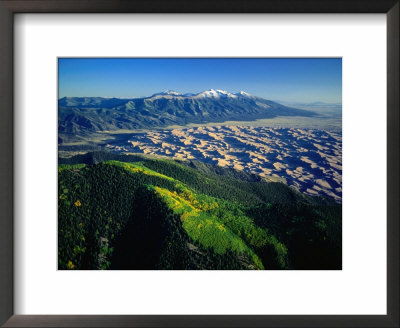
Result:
[0, 0, 398, 327]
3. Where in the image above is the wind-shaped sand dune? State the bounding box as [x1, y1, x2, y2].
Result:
[105, 126, 342, 202]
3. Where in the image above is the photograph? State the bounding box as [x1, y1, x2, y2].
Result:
[58, 58, 342, 270]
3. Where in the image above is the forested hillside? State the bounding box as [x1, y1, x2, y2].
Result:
[58, 152, 341, 270]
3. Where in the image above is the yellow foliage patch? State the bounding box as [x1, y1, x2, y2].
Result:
[154, 186, 197, 214]
[74, 200, 82, 207]
[67, 261, 75, 269]
[217, 223, 226, 232]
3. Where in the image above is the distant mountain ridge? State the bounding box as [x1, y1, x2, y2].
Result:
[58, 90, 316, 143]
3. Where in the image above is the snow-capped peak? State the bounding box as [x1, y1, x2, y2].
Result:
[148, 89, 252, 99]
[236, 91, 252, 97]
[151, 90, 180, 96]
[195, 89, 237, 98]
[163, 90, 181, 95]
[149, 90, 182, 99]
[155, 90, 181, 96]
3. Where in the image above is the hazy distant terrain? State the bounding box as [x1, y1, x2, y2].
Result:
[276, 101, 342, 118]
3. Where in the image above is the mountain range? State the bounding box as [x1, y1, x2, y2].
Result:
[58, 90, 316, 143]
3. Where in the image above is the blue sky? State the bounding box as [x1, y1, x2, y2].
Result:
[58, 58, 342, 103]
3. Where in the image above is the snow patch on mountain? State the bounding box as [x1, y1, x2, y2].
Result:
[236, 91, 252, 97]
[194, 89, 238, 99]
[152, 90, 182, 97]
[148, 89, 253, 100]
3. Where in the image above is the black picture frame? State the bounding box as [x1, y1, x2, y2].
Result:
[0, 1, 398, 327]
